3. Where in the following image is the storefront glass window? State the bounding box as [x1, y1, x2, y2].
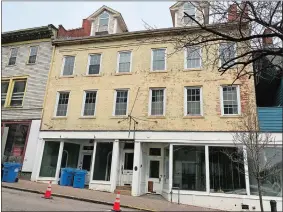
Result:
[173, 145, 206, 191]
[61, 142, 80, 168]
[39, 141, 60, 177]
[209, 147, 246, 194]
[93, 142, 113, 181]
[249, 147, 282, 197]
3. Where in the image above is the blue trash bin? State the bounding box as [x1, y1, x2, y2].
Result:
[60, 168, 75, 186]
[2, 163, 21, 183]
[73, 170, 87, 189]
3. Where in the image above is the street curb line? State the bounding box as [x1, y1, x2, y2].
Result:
[2, 185, 157, 212]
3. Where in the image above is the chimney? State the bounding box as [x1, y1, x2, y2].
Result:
[228, 3, 238, 22]
[82, 19, 91, 36]
[262, 28, 273, 47]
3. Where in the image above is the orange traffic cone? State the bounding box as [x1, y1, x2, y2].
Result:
[43, 181, 52, 199]
[112, 191, 121, 212]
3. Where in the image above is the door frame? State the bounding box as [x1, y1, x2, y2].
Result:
[120, 149, 134, 186]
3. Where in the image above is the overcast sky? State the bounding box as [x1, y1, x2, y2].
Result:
[2, 1, 175, 32]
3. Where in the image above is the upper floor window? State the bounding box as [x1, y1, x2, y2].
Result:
[2, 79, 27, 107]
[28, 46, 38, 64]
[1, 81, 10, 106]
[98, 11, 109, 32]
[151, 49, 166, 71]
[8, 48, 18, 65]
[55, 92, 70, 117]
[150, 88, 165, 116]
[82, 90, 97, 116]
[62, 56, 75, 76]
[88, 54, 101, 75]
[183, 2, 196, 25]
[219, 43, 236, 67]
[118, 51, 131, 73]
[114, 89, 129, 116]
[221, 85, 240, 115]
[185, 46, 201, 69]
[185, 87, 203, 116]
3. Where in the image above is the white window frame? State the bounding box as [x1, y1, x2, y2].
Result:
[184, 86, 203, 116]
[8, 47, 18, 66]
[81, 90, 98, 117]
[151, 48, 167, 72]
[97, 11, 110, 32]
[86, 54, 102, 75]
[27, 45, 39, 64]
[113, 89, 129, 116]
[61, 55, 76, 76]
[116, 51, 132, 73]
[220, 85, 241, 116]
[219, 42, 237, 67]
[54, 91, 70, 117]
[183, 2, 197, 25]
[184, 46, 202, 69]
[148, 88, 166, 116]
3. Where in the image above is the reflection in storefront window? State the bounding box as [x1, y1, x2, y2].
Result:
[249, 147, 282, 197]
[173, 145, 206, 191]
[209, 147, 246, 194]
[61, 142, 80, 168]
[39, 141, 60, 177]
[93, 142, 113, 181]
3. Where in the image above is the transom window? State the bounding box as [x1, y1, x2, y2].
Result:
[152, 49, 166, 71]
[1, 81, 9, 106]
[62, 56, 75, 76]
[83, 91, 97, 116]
[150, 89, 165, 116]
[219, 43, 236, 67]
[28, 46, 38, 64]
[8, 48, 18, 65]
[221, 85, 240, 115]
[185, 46, 201, 69]
[183, 2, 196, 25]
[114, 90, 128, 116]
[185, 87, 202, 116]
[88, 54, 101, 75]
[98, 11, 109, 32]
[56, 92, 70, 117]
[118, 51, 131, 73]
[149, 148, 161, 156]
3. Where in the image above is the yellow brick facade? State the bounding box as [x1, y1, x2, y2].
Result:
[41, 35, 256, 132]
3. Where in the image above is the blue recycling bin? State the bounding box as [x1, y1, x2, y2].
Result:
[73, 170, 87, 189]
[2, 163, 21, 183]
[60, 168, 75, 186]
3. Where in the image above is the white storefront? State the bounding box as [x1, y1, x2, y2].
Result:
[31, 131, 282, 211]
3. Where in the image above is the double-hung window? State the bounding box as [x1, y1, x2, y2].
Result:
[8, 48, 18, 65]
[219, 43, 236, 67]
[28, 46, 38, 64]
[114, 90, 129, 116]
[1, 81, 10, 106]
[56, 92, 70, 117]
[152, 49, 166, 71]
[118, 51, 131, 73]
[88, 54, 101, 75]
[150, 88, 165, 116]
[185, 46, 201, 69]
[183, 2, 196, 25]
[10, 80, 27, 106]
[221, 85, 240, 115]
[82, 91, 97, 116]
[98, 11, 109, 32]
[185, 87, 203, 116]
[62, 56, 75, 76]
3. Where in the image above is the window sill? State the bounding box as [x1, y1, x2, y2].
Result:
[2, 106, 23, 109]
[6, 64, 16, 67]
[183, 116, 204, 119]
[183, 68, 202, 71]
[26, 62, 36, 65]
[52, 117, 68, 120]
[220, 115, 242, 118]
[115, 72, 132, 76]
[59, 75, 75, 79]
[147, 116, 166, 119]
[79, 116, 96, 119]
[84, 74, 102, 77]
[149, 70, 167, 73]
[110, 116, 129, 119]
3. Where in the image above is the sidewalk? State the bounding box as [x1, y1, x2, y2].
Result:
[2, 180, 218, 211]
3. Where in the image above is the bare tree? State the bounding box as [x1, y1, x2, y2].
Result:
[223, 105, 281, 212]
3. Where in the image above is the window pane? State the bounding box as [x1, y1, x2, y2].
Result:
[118, 52, 131, 73]
[124, 152, 134, 170]
[152, 49, 165, 71]
[150, 160, 160, 178]
[187, 47, 201, 68]
[220, 43, 236, 66]
[115, 90, 128, 115]
[93, 142, 113, 181]
[248, 148, 282, 197]
[173, 146, 206, 191]
[83, 91, 96, 116]
[1, 81, 9, 106]
[89, 54, 101, 75]
[39, 141, 60, 177]
[209, 147, 246, 194]
[63, 56, 75, 76]
[9, 48, 18, 65]
[183, 2, 195, 24]
[10, 80, 26, 106]
[56, 92, 69, 116]
[61, 142, 80, 169]
[187, 88, 201, 115]
[151, 90, 164, 115]
[28, 46, 38, 63]
[98, 12, 109, 32]
[223, 86, 238, 115]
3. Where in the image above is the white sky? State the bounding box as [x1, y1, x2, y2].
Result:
[2, 1, 175, 32]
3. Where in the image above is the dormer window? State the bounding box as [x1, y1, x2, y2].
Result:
[98, 11, 109, 32]
[183, 2, 196, 25]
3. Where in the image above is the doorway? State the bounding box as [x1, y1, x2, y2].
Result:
[121, 150, 134, 185]
[81, 153, 92, 185]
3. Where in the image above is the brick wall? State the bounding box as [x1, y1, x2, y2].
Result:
[58, 19, 91, 38]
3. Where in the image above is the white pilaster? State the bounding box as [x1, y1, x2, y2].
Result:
[55, 141, 64, 183]
[114, 18, 118, 33]
[243, 146, 251, 195]
[169, 144, 173, 191]
[110, 140, 119, 192]
[89, 141, 97, 182]
[205, 145, 210, 193]
[31, 138, 44, 181]
[132, 141, 141, 196]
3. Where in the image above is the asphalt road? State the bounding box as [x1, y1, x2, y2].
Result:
[2, 188, 136, 211]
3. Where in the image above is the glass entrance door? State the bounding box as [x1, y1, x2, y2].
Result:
[122, 150, 134, 185]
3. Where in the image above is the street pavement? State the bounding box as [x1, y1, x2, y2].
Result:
[2, 188, 136, 211]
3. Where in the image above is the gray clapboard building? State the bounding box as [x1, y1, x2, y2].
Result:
[1, 25, 57, 176]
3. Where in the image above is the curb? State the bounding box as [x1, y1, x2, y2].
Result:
[2, 185, 156, 212]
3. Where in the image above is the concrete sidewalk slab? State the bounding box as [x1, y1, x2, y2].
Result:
[2, 180, 218, 211]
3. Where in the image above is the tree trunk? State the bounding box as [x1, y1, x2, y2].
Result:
[257, 178, 264, 212]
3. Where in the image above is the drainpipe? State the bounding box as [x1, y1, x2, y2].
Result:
[105, 151, 112, 181]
